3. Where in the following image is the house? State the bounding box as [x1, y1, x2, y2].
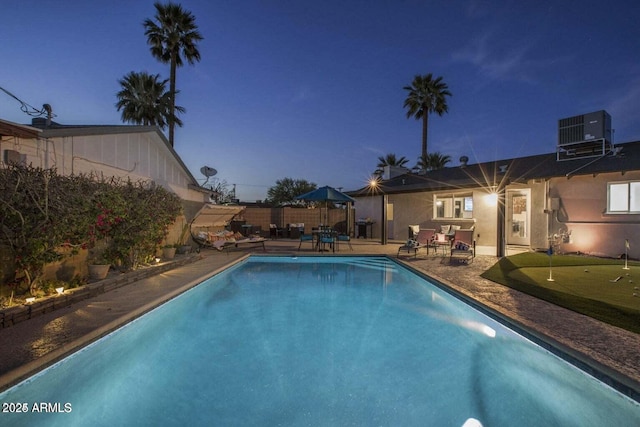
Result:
[2, 117, 224, 258]
[1, 117, 211, 220]
[350, 111, 640, 260]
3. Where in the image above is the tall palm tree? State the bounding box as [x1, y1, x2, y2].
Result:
[416, 152, 451, 172]
[116, 71, 184, 128]
[144, 2, 203, 146]
[403, 74, 452, 159]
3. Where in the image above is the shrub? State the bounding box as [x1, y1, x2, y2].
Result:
[0, 164, 182, 297]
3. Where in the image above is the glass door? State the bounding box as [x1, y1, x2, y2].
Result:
[506, 189, 530, 246]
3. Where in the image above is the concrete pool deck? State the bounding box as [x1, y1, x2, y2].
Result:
[1, 238, 639, 399]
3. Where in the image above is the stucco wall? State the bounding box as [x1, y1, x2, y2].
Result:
[469, 189, 498, 255]
[352, 190, 498, 255]
[547, 171, 640, 258]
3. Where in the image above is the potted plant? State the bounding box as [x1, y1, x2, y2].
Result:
[176, 224, 192, 254]
[87, 253, 111, 280]
[162, 244, 177, 260]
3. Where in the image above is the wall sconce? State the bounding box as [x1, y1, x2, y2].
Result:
[56, 287, 65, 295]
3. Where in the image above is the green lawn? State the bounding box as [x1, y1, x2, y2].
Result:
[481, 252, 640, 333]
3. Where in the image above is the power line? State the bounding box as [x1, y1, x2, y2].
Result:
[0, 85, 56, 118]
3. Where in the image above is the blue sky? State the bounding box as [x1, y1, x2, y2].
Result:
[2, 0, 640, 202]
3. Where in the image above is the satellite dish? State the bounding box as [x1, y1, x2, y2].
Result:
[200, 166, 218, 177]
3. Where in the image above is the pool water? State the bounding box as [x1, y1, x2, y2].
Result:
[1, 256, 639, 426]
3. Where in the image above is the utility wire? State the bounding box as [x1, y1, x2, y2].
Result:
[0, 85, 56, 118]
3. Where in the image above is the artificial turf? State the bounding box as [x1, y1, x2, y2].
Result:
[480, 252, 640, 333]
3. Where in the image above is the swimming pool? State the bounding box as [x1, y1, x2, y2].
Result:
[1, 256, 639, 426]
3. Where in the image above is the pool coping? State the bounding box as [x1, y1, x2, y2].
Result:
[0, 255, 250, 393]
[392, 256, 640, 403]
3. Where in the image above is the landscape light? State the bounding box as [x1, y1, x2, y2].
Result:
[56, 287, 64, 295]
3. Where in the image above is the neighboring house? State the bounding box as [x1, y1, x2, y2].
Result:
[1, 117, 214, 245]
[1, 117, 210, 213]
[350, 111, 640, 259]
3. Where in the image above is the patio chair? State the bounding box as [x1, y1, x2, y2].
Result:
[298, 233, 314, 250]
[397, 229, 435, 258]
[450, 229, 475, 264]
[336, 234, 353, 251]
[319, 231, 336, 252]
[269, 224, 284, 239]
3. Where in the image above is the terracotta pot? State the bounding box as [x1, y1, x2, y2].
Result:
[88, 264, 110, 280]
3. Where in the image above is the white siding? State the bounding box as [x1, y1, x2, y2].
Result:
[1, 129, 206, 203]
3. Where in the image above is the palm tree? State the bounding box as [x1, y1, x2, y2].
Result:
[116, 71, 184, 128]
[144, 2, 203, 146]
[376, 153, 409, 169]
[416, 152, 451, 172]
[403, 74, 452, 159]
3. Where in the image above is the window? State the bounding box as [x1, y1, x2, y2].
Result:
[435, 194, 473, 218]
[608, 181, 640, 213]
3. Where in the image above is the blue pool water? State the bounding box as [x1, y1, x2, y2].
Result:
[1, 256, 639, 426]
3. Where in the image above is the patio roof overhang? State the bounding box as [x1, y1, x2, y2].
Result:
[190, 204, 245, 228]
[0, 119, 42, 139]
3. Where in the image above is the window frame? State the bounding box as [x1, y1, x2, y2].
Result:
[434, 193, 474, 219]
[607, 181, 640, 214]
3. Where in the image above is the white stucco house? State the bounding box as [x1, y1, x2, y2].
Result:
[349, 111, 640, 260]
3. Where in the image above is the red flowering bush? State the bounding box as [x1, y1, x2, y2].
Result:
[0, 165, 182, 297]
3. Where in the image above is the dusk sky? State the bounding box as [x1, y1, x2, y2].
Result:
[2, 0, 640, 202]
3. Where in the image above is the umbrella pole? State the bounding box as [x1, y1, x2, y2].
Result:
[325, 202, 329, 226]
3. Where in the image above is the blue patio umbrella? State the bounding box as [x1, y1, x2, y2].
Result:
[295, 186, 355, 228]
[296, 185, 356, 204]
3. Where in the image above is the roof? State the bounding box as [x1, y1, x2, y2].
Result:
[0, 118, 41, 139]
[349, 140, 640, 195]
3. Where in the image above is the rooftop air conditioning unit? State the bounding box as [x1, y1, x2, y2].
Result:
[557, 110, 612, 161]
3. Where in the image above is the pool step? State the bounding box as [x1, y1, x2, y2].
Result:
[346, 258, 398, 272]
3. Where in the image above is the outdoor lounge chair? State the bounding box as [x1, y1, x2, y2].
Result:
[211, 236, 266, 254]
[397, 229, 435, 258]
[450, 229, 475, 264]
